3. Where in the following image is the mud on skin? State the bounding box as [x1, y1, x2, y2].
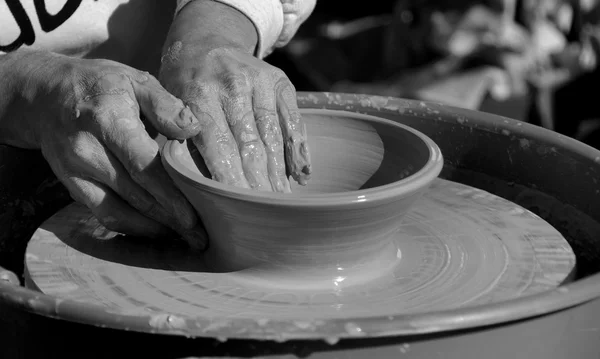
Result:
[160, 42, 312, 193]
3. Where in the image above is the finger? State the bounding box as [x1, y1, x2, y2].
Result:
[66, 131, 171, 225]
[89, 93, 198, 231]
[129, 74, 201, 140]
[62, 175, 173, 238]
[186, 95, 251, 189]
[252, 89, 291, 193]
[221, 79, 272, 191]
[275, 79, 312, 185]
[0, 266, 19, 286]
[83, 147, 209, 250]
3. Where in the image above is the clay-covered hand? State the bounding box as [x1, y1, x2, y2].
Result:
[159, 0, 311, 193]
[0, 50, 206, 249]
[160, 47, 311, 192]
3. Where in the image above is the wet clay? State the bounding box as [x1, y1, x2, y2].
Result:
[25, 179, 575, 326]
[17, 102, 578, 343]
[162, 109, 444, 281]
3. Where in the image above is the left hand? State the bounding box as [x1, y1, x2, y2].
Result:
[0, 265, 19, 286]
[159, 44, 311, 193]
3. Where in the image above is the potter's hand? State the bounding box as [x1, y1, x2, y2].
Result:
[0, 50, 206, 249]
[159, 2, 311, 193]
[160, 47, 311, 192]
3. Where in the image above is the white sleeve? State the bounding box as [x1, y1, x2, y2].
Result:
[175, 0, 316, 58]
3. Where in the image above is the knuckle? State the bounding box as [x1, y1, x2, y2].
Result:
[214, 131, 238, 155]
[182, 81, 216, 103]
[270, 67, 287, 81]
[263, 128, 283, 149]
[136, 70, 156, 83]
[95, 72, 130, 92]
[130, 194, 160, 219]
[215, 131, 231, 144]
[275, 75, 297, 96]
[254, 115, 284, 152]
[239, 139, 264, 159]
[79, 72, 131, 104]
[70, 132, 96, 160]
[222, 72, 251, 96]
[255, 110, 278, 128]
[206, 46, 231, 61]
[224, 101, 249, 126]
[89, 58, 121, 68]
[280, 81, 297, 97]
[96, 71, 129, 84]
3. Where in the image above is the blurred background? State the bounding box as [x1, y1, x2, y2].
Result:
[267, 0, 600, 149]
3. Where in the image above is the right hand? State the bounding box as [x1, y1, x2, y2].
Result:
[0, 50, 207, 248]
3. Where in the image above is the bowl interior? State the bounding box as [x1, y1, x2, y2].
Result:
[180, 110, 433, 194]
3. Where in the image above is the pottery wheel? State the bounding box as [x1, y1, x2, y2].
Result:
[25, 179, 575, 325]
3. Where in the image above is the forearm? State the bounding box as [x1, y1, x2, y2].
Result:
[162, 0, 258, 63]
[0, 50, 36, 149]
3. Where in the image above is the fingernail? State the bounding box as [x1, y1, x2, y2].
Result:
[0, 270, 20, 286]
[176, 105, 200, 131]
[182, 227, 208, 251]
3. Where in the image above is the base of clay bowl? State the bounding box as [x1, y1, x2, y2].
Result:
[201, 238, 402, 291]
[162, 109, 443, 288]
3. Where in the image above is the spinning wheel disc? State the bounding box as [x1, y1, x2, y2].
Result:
[25, 179, 575, 337]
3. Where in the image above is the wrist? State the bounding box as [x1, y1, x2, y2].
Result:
[0, 50, 59, 149]
[0, 51, 34, 148]
[165, 0, 259, 58]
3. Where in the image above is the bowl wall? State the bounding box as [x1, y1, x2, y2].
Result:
[162, 109, 443, 277]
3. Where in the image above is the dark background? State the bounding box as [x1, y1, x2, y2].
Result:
[268, 0, 600, 148]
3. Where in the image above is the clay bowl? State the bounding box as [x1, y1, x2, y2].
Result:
[162, 109, 443, 288]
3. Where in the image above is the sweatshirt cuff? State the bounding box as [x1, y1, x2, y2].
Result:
[175, 0, 283, 58]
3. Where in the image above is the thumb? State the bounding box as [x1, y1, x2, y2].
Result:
[0, 265, 19, 286]
[131, 76, 202, 140]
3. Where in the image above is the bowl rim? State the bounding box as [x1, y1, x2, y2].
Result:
[161, 108, 444, 206]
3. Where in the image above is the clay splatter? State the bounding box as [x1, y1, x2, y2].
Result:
[344, 322, 366, 336]
[399, 343, 411, 354]
[519, 139, 531, 149]
[149, 314, 187, 330]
